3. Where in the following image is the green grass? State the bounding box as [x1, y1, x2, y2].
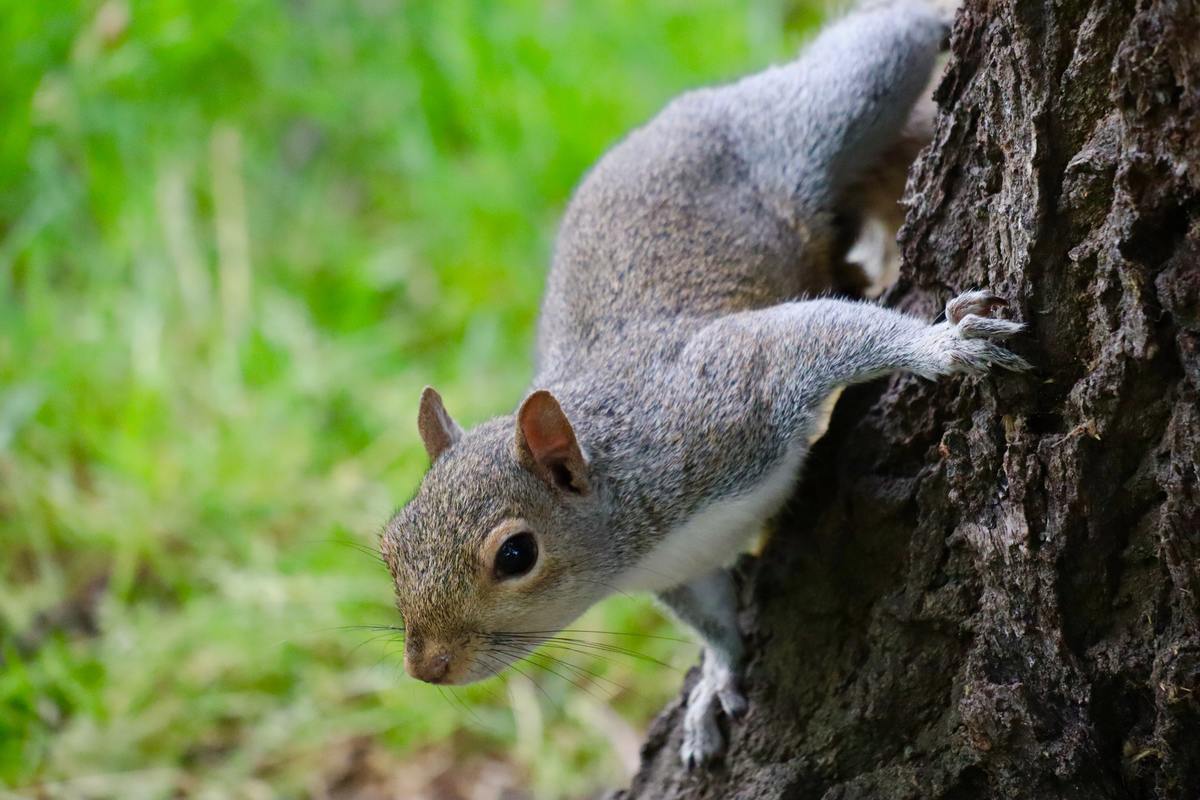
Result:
[0, 1, 821, 796]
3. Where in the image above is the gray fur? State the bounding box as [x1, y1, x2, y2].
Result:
[382, 0, 1020, 766]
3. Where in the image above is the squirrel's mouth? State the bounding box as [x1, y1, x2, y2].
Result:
[406, 632, 548, 685]
[403, 623, 552, 686]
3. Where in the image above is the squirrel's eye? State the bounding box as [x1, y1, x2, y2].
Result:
[494, 532, 538, 579]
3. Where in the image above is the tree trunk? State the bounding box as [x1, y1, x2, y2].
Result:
[615, 1, 1200, 798]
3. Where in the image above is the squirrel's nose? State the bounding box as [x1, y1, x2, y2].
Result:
[406, 649, 453, 684]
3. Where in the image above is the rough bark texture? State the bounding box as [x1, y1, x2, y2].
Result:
[616, 1, 1200, 797]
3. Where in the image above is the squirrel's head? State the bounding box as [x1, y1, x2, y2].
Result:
[380, 387, 612, 685]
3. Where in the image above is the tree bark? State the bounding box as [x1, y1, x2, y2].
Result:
[616, 1, 1200, 797]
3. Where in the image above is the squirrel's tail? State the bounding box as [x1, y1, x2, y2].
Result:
[720, 0, 946, 217]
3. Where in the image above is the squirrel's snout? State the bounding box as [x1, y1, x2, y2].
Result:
[405, 644, 453, 684]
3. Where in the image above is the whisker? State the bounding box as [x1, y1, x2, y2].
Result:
[435, 686, 457, 716]
[348, 630, 406, 659]
[500, 628, 692, 644]
[301, 537, 389, 568]
[447, 685, 489, 730]
[491, 645, 600, 703]
[536, 640, 680, 675]
[488, 635, 631, 674]
[476, 652, 514, 683]
[463, 659, 508, 705]
[371, 636, 409, 672]
[488, 633, 684, 684]
[328, 624, 407, 635]
[516, 647, 635, 702]
[495, 655, 562, 715]
[496, 634, 680, 671]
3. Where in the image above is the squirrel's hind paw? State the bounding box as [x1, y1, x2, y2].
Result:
[680, 660, 747, 769]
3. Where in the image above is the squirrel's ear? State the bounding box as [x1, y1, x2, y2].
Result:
[418, 386, 463, 462]
[515, 390, 589, 495]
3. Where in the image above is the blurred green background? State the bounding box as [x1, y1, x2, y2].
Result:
[0, 1, 821, 797]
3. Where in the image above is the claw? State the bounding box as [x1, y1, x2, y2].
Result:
[678, 661, 747, 767]
[946, 290, 1008, 325]
[933, 290, 1032, 375]
[955, 314, 1024, 340]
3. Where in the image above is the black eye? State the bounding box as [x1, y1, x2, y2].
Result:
[494, 532, 538, 579]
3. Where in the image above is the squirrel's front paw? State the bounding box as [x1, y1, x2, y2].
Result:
[930, 290, 1032, 375]
[680, 658, 747, 769]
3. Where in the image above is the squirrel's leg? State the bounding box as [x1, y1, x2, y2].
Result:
[786, 291, 1032, 395]
[657, 567, 748, 769]
[804, 290, 1031, 389]
[680, 290, 1029, 436]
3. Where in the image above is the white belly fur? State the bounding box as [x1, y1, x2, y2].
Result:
[616, 443, 806, 593]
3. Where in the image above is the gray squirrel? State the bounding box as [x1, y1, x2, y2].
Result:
[381, 0, 1029, 768]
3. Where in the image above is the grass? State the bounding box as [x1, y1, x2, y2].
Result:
[0, 1, 821, 796]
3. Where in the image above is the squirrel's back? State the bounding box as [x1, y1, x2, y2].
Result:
[535, 3, 944, 383]
[535, 89, 832, 382]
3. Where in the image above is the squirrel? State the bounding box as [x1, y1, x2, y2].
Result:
[380, 0, 1028, 769]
